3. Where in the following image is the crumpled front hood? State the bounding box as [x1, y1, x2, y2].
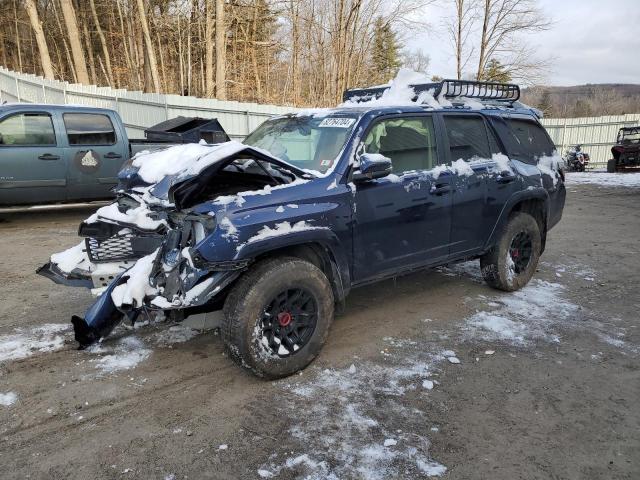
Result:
[118, 141, 309, 204]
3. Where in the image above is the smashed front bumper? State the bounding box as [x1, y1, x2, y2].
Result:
[39, 212, 246, 347]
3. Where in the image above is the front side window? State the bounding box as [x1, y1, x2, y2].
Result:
[0, 113, 56, 146]
[63, 113, 116, 146]
[507, 118, 555, 160]
[443, 115, 491, 162]
[363, 116, 437, 174]
[243, 115, 358, 173]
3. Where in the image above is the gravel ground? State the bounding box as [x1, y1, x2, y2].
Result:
[0, 182, 638, 480]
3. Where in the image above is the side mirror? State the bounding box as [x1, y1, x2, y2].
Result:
[352, 153, 392, 182]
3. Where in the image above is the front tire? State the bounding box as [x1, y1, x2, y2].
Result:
[222, 256, 334, 379]
[607, 159, 617, 173]
[480, 212, 542, 291]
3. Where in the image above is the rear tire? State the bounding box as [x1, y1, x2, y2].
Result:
[480, 212, 542, 292]
[607, 159, 617, 173]
[222, 256, 334, 379]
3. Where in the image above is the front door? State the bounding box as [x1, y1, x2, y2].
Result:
[61, 112, 127, 201]
[0, 111, 66, 206]
[351, 115, 452, 282]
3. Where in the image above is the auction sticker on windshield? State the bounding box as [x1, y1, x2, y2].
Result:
[319, 117, 356, 128]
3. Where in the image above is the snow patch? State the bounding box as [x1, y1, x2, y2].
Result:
[0, 392, 18, 406]
[566, 172, 640, 187]
[90, 337, 151, 374]
[87, 202, 165, 231]
[241, 221, 319, 248]
[263, 353, 447, 479]
[111, 251, 159, 308]
[465, 279, 578, 345]
[0, 323, 70, 363]
[131, 141, 246, 183]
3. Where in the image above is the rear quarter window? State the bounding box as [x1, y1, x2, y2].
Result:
[63, 113, 116, 146]
[506, 119, 555, 161]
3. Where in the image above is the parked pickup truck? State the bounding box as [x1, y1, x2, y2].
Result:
[0, 104, 228, 206]
[39, 78, 566, 379]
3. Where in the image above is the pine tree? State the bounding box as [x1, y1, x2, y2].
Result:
[481, 58, 512, 83]
[370, 17, 401, 84]
[538, 89, 553, 117]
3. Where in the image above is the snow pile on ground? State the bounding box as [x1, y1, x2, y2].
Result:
[257, 343, 447, 479]
[89, 337, 152, 374]
[437, 260, 485, 283]
[565, 172, 640, 187]
[0, 323, 70, 362]
[0, 391, 18, 406]
[464, 279, 578, 345]
[153, 325, 201, 346]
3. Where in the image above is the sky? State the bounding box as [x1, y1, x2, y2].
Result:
[407, 0, 640, 86]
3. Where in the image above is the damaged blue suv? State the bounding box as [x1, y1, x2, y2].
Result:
[39, 79, 566, 378]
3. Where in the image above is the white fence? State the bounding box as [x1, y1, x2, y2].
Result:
[1, 67, 638, 167]
[541, 114, 640, 168]
[0, 67, 295, 140]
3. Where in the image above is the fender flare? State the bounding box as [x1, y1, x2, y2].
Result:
[483, 188, 550, 251]
[234, 227, 352, 303]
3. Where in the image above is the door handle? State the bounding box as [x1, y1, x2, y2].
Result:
[38, 153, 60, 161]
[430, 183, 451, 195]
[104, 152, 122, 159]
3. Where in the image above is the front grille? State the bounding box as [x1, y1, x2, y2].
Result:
[86, 232, 136, 263]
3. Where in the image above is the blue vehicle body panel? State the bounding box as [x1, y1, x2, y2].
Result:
[39, 100, 566, 345]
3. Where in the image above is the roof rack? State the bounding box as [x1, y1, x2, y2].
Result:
[343, 79, 520, 105]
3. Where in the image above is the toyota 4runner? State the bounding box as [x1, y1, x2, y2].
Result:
[39, 78, 566, 378]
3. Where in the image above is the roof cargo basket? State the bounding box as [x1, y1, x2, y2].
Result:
[144, 116, 230, 144]
[343, 79, 520, 105]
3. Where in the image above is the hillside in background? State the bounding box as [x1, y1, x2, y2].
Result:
[522, 84, 640, 118]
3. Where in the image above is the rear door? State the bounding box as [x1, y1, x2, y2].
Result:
[441, 113, 508, 256]
[62, 112, 127, 201]
[351, 114, 453, 282]
[0, 111, 66, 206]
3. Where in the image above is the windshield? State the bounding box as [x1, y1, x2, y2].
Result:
[243, 114, 359, 173]
[620, 129, 640, 144]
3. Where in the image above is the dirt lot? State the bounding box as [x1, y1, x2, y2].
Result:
[0, 179, 638, 480]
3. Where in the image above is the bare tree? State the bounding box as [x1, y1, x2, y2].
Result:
[24, 0, 55, 80]
[59, 0, 89, 84]
[89, 0, 113, 86]
[205, 0, 215, 97]
[401, 48, 430, 74]
[446, 0, 476, 80]
[476, 0, 551, 82]
[215, 0, 227, 99]
[136, 0, 161, 93]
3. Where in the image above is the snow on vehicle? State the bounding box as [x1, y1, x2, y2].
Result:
[38, 72, 566, 378]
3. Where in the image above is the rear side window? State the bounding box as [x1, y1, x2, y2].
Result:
[506, 119, 555, 160]
[63, 113, 116, 145]
[443, 115, 491, 161]
[0, 113, 56, 146]
[364, 116, 438, 174]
